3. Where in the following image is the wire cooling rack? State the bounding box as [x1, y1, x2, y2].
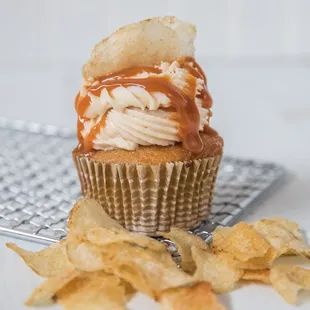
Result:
[0, 118, 285, 244]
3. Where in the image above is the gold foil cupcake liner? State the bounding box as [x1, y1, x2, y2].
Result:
[75, 154, 222, 234]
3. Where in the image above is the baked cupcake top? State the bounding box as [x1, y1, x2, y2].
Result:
[75, 16, 216, 154]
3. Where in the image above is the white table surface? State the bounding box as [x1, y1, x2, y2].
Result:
[0, 61, 309, 309]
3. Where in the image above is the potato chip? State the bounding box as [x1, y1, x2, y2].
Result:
[65, 231, 193, 297]
[211, 226, 232, 248]
[269, 217, 303, 240]
[65, 232, 106, 272]
[106, 261, 154, 297]
[56, 271, 134, 310]
[241, 269, 271, 284]
[159, 228, 209, 273]
[6, 241, 74, 278]
[234, 251, 278, 270]
[212, 222, 277, 269]
[101, 242, 194, 297]
[191, 246, 243, 294]
[270, 265, 310, 304]
[157, 282, 227, 310]
[212, 222, 273, 260]
[68, 198, 126, 236]
[86, 227, 166, 253]
[82, 16, 196, 79]
[287, 266, 310, 288]
[25, 270, 80, 306]
[252, 219, 310, 258]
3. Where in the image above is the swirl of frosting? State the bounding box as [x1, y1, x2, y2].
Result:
[75, 57, 212, 153]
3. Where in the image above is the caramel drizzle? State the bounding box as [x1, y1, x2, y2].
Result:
[179, 57, 213, 110]
[75, 58, 212, 154]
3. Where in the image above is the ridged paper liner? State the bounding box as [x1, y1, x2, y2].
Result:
[75, 154, 222, 234]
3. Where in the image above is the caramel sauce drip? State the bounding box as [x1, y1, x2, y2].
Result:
[179, 57, 213, 110]
[203, 124, 218, 136]
[75, 58, 212, 154]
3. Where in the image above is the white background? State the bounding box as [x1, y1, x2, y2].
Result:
[0, 1, 310, 309]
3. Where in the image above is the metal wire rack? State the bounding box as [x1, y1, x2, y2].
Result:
[0, 118, 284, 244]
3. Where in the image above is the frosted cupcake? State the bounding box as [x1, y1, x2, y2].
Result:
[73, 17, 223, 234]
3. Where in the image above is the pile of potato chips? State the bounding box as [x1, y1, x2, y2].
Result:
[162, 218, 310, 305]
[6, 198, 310, 309]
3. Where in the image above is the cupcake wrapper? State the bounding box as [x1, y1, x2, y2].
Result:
[75, 154, 222, 234]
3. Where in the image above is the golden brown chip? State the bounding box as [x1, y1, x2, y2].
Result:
[159, 228, 209, 274]
[252, 219, 310, 258]
[191, 246, 243, 294]
[65, 232, 106, 272]
[212, 222, 273, 260]
[233, 250, 278, 270]
[212, 222, 277, 269]
[56, 271, 134, 310]
[157, 282, 227, 310]
[270, 265, 310, 304]
[86, 227, 166, 253]
[287, 266, 310, 288]
[82, 16, 196, 79]
[25, 270, 80, 306]
[241, 269, 271, 284]
[269, 217, 303, 240]
[107, 261, 154, 297]
[68, 198, 126, 236]
[6, 241, 74, 278]
[66, 230, 193, 297]
[211, 226, 232, 249]
[101, 242, 194, 297]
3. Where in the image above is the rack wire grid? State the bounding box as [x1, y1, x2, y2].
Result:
[0, 118, 285, 244]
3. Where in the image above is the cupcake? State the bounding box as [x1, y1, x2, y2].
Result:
[73, 16, 223, 234]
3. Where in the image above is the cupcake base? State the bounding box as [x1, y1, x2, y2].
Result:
[75, 153, 222, 234]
